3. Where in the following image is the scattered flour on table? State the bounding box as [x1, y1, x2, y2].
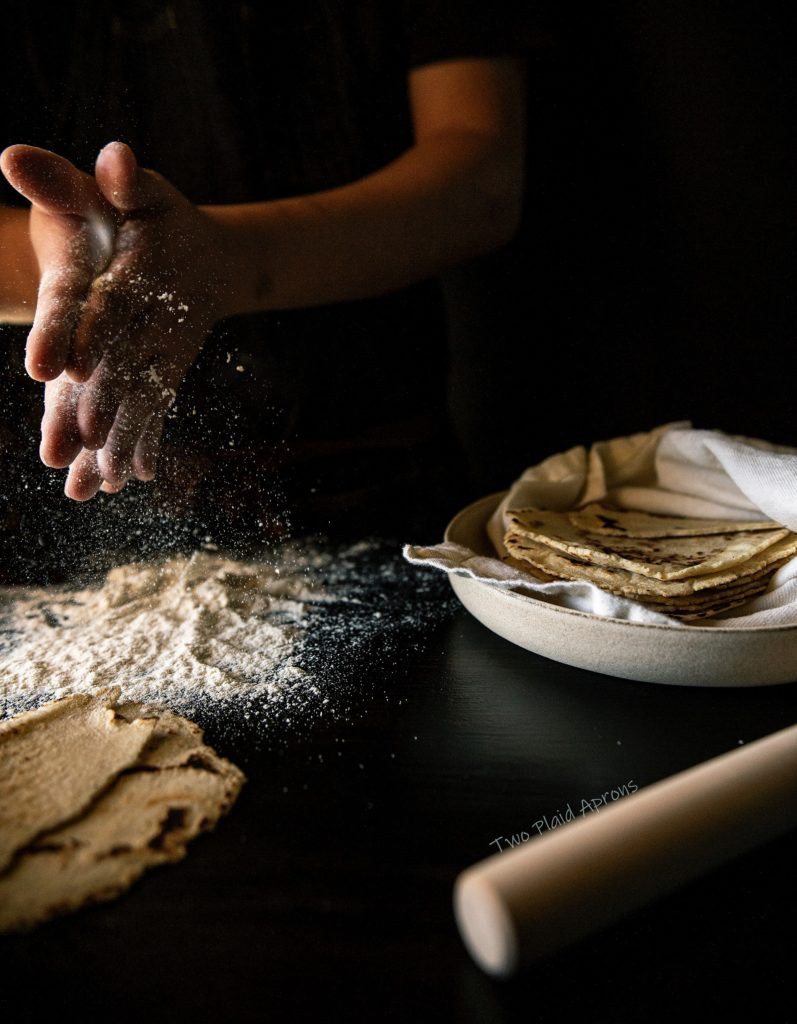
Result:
[0, 539, 459, 735]
[0, 549, 329, 721]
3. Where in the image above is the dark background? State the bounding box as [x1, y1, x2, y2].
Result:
[447, 3, 797, 493]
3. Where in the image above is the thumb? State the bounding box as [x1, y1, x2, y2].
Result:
[94, 141, 171, 214]
[0, 144, 102, 217]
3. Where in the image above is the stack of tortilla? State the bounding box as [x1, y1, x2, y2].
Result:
[503, 502, 797, 621]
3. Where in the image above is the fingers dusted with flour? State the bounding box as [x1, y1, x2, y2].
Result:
[65, 448, 106, 502]
[65, 141, 219, 479]
[94, 140, 167, 215]
[0, 145, 115, 382]
[69, 142, 170, 381]
[40, 376, 83, 469]
[0, 146, 103, 218]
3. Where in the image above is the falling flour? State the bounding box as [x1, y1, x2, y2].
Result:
[0, 550, 326, 720]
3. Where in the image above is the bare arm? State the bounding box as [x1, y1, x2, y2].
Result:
[0, 206, 38, 322]
[207, 57, 526, 316]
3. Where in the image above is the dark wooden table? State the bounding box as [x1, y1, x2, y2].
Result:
[2, 551, 796, 1022]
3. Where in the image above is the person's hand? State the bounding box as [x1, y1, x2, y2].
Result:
[1, 142, 227, 499]
[0, 144, 116, 382]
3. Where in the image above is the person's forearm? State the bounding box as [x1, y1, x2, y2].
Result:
[204, 132, 523, 319]
[0, 206, 37, 323]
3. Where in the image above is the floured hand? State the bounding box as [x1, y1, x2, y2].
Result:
[1, 142, 227, 498]
[0, 145, 115, 381]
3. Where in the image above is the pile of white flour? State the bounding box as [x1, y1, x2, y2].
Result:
[0, 550, 328, 721]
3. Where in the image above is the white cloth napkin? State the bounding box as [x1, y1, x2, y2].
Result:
[404, 423, 797, 628]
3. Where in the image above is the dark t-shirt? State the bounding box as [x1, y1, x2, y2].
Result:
[0, 1, 532, 565]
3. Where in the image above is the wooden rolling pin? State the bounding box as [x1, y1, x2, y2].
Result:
[454, 721, 797, 976]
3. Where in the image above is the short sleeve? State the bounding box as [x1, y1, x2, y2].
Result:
[401, 0, 550, 69]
